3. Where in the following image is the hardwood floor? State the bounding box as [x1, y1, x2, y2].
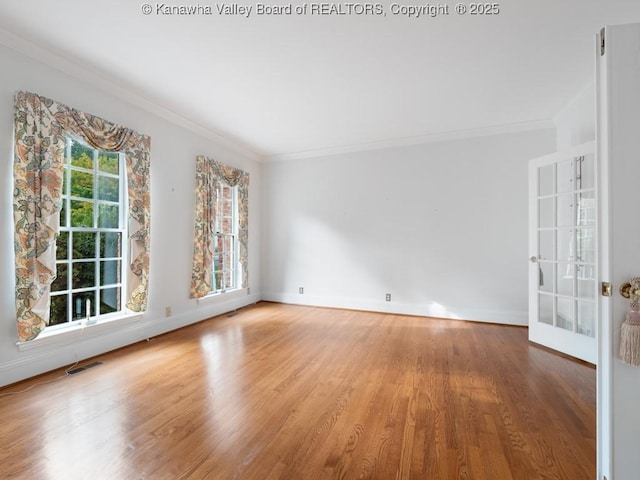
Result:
[0, 302, 596, 479]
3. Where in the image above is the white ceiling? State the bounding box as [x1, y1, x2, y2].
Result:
[1, 1, 639, 160]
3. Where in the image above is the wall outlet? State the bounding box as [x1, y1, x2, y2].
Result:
[385, 293, 391, 302]
[299, 287, 304, 294]
[247, 287, 251, 295]
[165, 306, 172, 317]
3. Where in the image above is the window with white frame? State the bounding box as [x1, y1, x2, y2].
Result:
[212, 183, 238, 293]
[49, 135, 126, 326]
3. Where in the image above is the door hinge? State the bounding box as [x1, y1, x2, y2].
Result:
[600, 27, 606, 56]
[602, 282, 613, 297]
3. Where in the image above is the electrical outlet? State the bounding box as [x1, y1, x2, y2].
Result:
[299, 287, 304, 294]
[247, 287, 251, 295]
[385, 293, 391, 302]
[165, 306, 172, 317]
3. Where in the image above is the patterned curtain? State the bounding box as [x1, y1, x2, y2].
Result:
[190, 155, 249, 299]
[13, 91, 151, 342]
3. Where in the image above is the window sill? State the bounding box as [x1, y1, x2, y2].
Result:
[196, 287, 248, 303]
[16, 312, 144, 352]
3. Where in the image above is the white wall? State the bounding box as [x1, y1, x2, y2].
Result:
[555, 81, 596, 150]
[0, 41, 262, 387]
[262, 129, 556, 325]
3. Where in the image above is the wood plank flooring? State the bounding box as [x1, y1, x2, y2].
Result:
[0, 302, 596, 479]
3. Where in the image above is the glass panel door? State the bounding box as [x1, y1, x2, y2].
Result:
[529, 143, 597, 363]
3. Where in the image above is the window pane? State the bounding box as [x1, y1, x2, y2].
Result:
[73, 262, 95, 289]
[73, 232, 96, 259]
[70, 170, 94, 199]
[100, 260, 121, 286]
[72, 292, 96, 319]
[59, 200, 67, 227]
[100, 287, 121, 314]
[538, 230, 553, 261]
[98, 204, 119, 228]
[50, 295, 69, 326]
[70, 200, 94, 227]
[100, 232, 122, 259]
[70, 141, 94, 168]
[57, 231, 69, 260]
[98, 152, 119, 174]
[98, 176, 119, 202]
[52, 263, 68, 292]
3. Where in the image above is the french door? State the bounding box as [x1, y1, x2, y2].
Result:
[528, 141, 597, 364]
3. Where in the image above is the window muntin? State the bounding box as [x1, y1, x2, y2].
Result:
[212, 183, 238, 293]
[49, 136, 125, 327]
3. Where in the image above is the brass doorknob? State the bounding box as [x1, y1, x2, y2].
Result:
[620, 278, 640, 298]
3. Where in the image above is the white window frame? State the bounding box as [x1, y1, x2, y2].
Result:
[211, 183, 239, 295]
[47, 134, 127, 331]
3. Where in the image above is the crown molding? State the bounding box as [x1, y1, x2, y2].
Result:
[265, 119, 556, 162]
[0, 27, 265, 163]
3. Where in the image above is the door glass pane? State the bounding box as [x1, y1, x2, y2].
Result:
[577, 154, 595, 190]
[538, 262, 553, 293]
[577, 301, 596, 337]
[577, 266, 596, 299]
[538, 165, 554, 196]
[557, 263, 574, 297]
[577, 191, 596, 226]
[576, 227, 595, 263]
[557, 159, 574, 193]
[539, 198, 554, 228]
[557, 228, 575, 262]
[539, 230, 553, 261]
[557, 194, 574, 227]
[539, 294, 553, 325]
[556, 297, 574, 331]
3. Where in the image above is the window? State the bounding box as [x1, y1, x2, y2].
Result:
[49, 135, 126, 327]
[212, 183, 238, 293]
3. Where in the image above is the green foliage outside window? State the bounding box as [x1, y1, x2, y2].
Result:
[50, 138, 123, 326]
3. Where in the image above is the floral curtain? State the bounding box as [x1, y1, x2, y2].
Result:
[190, 155, 249, 298]
[13, 91, 151, 342]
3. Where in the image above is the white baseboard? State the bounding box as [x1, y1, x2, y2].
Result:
[262, 292, 528, 326]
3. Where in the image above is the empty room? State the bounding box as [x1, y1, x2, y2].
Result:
[1, 1, 640, 479]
